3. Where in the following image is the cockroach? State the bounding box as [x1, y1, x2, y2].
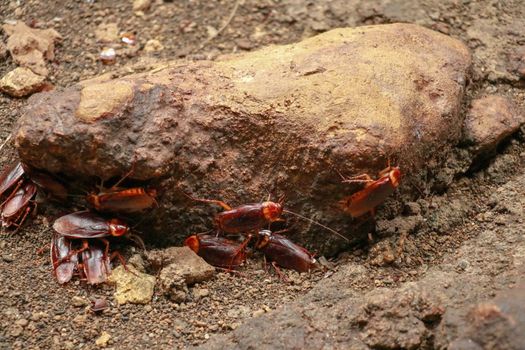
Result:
[86, 188, 157, 213]
[52, 211, 144, 264]
[86, 165, 157, 213]
[21, 164, 68, 201]
[80, 243, 112, 285]
[339, 165, 402, 218]
[51, 235, 78, 284]
[1, 181, 37, 230]
[255, 230, 317, 273]
[185, 194, 348, 241]
[0, 162, 24, 198]
[184, 234, 248, 268]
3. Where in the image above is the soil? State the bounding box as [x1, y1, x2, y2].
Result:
[0, 1, 524, 350]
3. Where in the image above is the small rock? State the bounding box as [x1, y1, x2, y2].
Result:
[0, 67, 47, 97]
[14, 319, 28, 327]
[404, 202, 421, 216]
[192, 288, 209, 300]
[2, 21, 61, 76]
[95, 331, 111, 347]
[99, 48, 116, 65]
[147, 247, 215, 284]
[72, 296, 89, 307]
[10, 325, 23, 337]
[144, 39, 164, 53]
[144, 305, 152, 312]
[73, 314, 87, 324]
[30, 312, 48, 321]
[120, 32, 137, 46]
[2, 254, 14, 262]
[235, 39, 254, 50]
[128, 254, 146, 272]
[158, 267, 189, 303]
[252, 309, 265, 317]
[107, 265, 156, 305]
[95, 23, 119, 43]
[464, 95, 524, 156]
[133, 0, 152, 12]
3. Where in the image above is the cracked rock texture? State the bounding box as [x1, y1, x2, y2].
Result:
[15, 24, 471, 254]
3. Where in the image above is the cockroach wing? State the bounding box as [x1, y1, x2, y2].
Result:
[53, 211, 110, 238]
[262, 234, 316, 273]
[1, 182, 36, 217]
[82, 245, 111, 284]
[0, 162, 24, 197]
[51, 235, 78, 284]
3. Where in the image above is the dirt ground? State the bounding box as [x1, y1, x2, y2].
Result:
[0, 0, 524, 349]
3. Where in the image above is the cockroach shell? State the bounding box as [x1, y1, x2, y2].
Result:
[1, 182, 36, 218]
[82, 245, 111, 285]
[51, 236, 78, 284]
[259, 234, 316, 273]
[0, 162, 24, 197]
[52, 211, 112, 239]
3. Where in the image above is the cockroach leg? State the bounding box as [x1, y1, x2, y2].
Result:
[54, 239, 89, 269]
[182, 192, 233, 211]
[270, 261, 289, 282]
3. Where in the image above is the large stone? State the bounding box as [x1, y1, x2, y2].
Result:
[0, 67, 47, 97]
[2, 21, 61, 76]
[463, 95, 524, 157]
[15, 24, 471, 254]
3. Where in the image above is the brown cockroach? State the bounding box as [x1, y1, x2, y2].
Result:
[0, 162, 24, 198]
[1, 181, 37, 230]
[184, 234, 248, 268]
[185, 194, 348, 241]
[339, 165, 402, 218]
[86, 187, 157, 213]
[255, 230, 317, 273]
[52, 211, 144, 265]
[21, 164, 68, 201]
[51, 235, 78, 284]
[86, 166, 157, 213]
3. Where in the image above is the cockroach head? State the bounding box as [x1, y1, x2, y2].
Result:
[389, 167, 402, 188]
[184, 235, 200, 253]
[108, 218, 130, 237]
[262, 201, 283, 222]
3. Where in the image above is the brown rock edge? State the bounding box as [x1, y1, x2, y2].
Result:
[15, 24, 471, 254]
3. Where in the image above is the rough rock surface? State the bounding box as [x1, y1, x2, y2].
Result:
[2, 21, 61, 76]
[107, 265, 156, 305]
[464, 95, 524, 157]
[15, 24, 471, 254]
[0, 67, 47, 97]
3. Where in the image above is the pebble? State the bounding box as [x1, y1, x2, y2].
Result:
[15, 318, 29, 327]
[192, 288, 209, 300]
[2, 254, 14, 263]
[96, 331, 111, 347]
[10, 325, 23, 337]
[72, 296, 89, 307]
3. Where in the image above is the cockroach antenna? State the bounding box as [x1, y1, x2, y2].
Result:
[282, 209, 349, 242]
